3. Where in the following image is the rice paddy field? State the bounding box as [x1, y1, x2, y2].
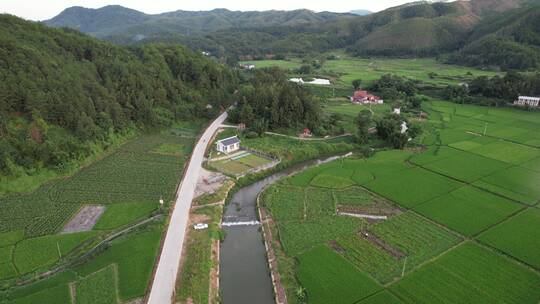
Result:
[0, 123, 201, 303]
[260, 100, 540, 304]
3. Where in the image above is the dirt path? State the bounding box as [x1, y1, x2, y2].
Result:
[265, 132, 352, 141]
[259, 207, 288, 304]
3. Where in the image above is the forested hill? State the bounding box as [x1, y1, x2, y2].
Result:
[0, 14, 238, 178]
[44, 6, 352, 38]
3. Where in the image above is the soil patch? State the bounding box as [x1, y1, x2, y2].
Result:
[337, 203, 402, 217]
[328, 240, 346, 254]
[62, 205, 105, 233]
[360, 230, 406, 259]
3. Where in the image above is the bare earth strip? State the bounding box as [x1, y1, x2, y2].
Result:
[62, 205, 105, 233]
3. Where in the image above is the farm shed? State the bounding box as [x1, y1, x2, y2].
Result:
[216, 136, 240, 154]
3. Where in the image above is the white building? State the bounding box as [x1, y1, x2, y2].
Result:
[289, 78, 331, 85]
[400, 122, 408, 134]
[514, 96, 540, 107]
[216, 136, 240, 154]
[240, 64, 255, 70]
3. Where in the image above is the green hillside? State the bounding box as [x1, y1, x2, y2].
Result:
[0, 14, 237, 184]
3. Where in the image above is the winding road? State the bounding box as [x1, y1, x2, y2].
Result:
[147, 111, 228, 304]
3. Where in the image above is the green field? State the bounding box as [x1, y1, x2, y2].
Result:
[176, 206, 223, 303]
[241, 57, 499, 87]
[415, 186, 522, 236]
[297, 245, 381, 304]
[364, 167, 463, 209]
[261, 99, 540, 304]
[478, 208, 540, 269]
[74, 265, 118, 304]
[240, 59, 302, 70]
[1, 124, 199, 302]
[94, 202, 158, 230]
[337, 212, 460, 283]
[475, 166, 540, 205]
[13, 232, 96, 275]
[390, 242, 540, 304]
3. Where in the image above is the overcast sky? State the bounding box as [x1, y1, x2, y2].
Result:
[0, 0, 417, 21]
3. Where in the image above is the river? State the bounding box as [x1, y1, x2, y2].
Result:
[219, 154, 347, 304]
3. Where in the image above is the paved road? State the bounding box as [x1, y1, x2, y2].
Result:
[147, 111, 228, 304]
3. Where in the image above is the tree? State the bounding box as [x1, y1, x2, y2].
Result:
[355, 109, 372, 144]
[352, 79, 362, 90]
[375, 114, 409, 149]
[239, 103, 255, 126]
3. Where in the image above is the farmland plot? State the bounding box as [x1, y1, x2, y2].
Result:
[278, 216, 362, 257]
[469, 141, 539, 165]
[422, 151, 510, 182]
[74, 265, 118, 304]
[358, 291, 402, 304]
[390, 242, 540, 304]
[337, 212, 460, 283]
[262, 184, 306, 222]
[475, 166, 540, 205]
[364, 167, 462, 208]
[297, 245, 381, 304]
[415, 186, 522, 236]
[478, 208, 540, 269]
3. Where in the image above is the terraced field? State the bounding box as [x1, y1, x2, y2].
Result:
[261, 100, 540, 304]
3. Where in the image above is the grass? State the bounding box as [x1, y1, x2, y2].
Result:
[297, 245, 381, 304]
[176, 206, 222, 303]
[478, 208, 540, 269]
[390, 242, 540, 304]
[415, 186, 522, 236]
[94, 202, 157, 230]
[74, 265, 118, 304]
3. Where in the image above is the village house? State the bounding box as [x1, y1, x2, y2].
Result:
[216, 136, 241, 154]
[351, 90, 383, 104]
[514, 96, 540, 107]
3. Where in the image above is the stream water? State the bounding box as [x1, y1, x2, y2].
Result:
[219, 155, 346, 304]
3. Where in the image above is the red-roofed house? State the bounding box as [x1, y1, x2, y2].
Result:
[351, 90, 383, 104]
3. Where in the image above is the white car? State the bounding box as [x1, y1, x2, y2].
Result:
[193, 223, 208, 230]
